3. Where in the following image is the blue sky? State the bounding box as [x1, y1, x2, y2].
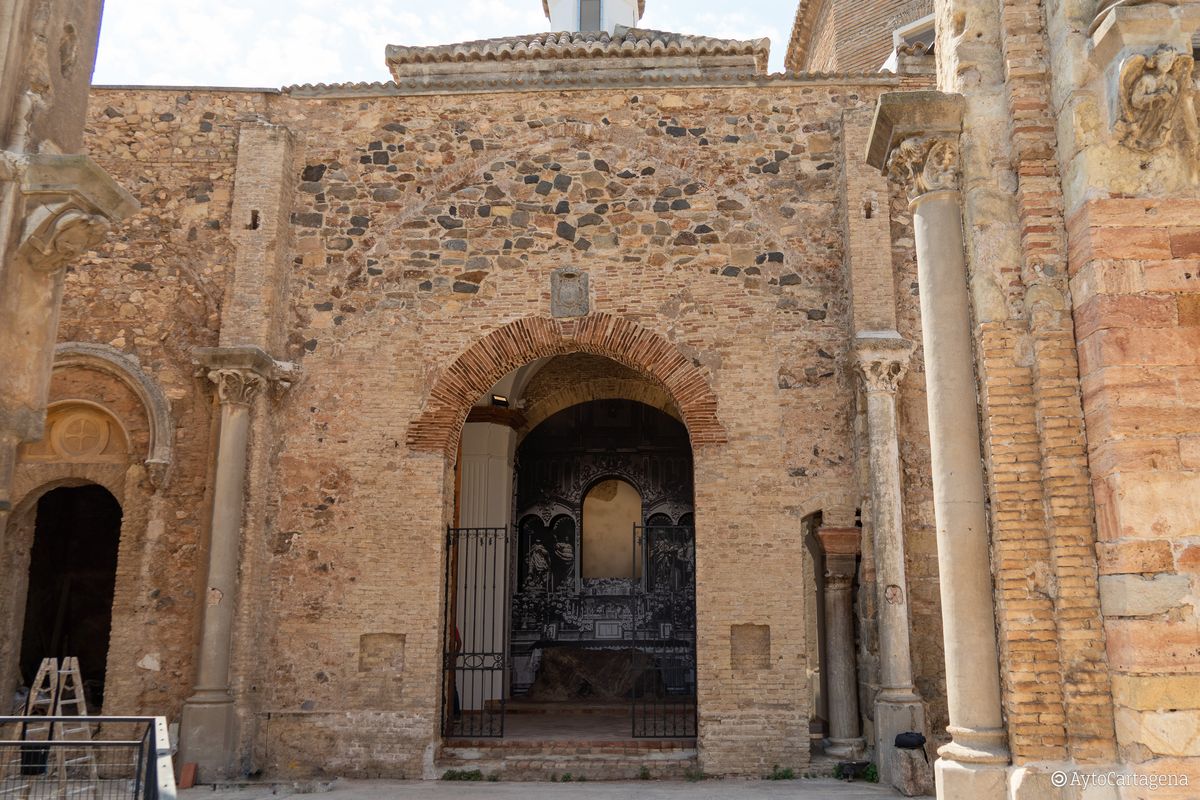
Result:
[92, 0, 795, 87]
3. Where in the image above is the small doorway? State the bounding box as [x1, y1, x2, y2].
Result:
[18, 485, 122, 711]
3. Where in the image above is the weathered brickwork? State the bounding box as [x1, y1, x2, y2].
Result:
[24, 77, 952, 779]
[786, 0, 932, 73]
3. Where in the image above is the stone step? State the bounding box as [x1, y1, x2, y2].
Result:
[437, 740, 699, 781]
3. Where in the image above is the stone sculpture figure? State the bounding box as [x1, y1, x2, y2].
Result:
[1117, 46, 1195, 152]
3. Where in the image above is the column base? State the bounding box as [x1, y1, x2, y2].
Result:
[938, 725, 1009, 764]
[824, 737, 867, 760]
[935, 758, 1008, 800]
[179, 694, 236, 781]
[876, 695, 931, 792]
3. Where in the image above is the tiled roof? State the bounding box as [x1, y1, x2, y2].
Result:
[384, 26, 769, 68]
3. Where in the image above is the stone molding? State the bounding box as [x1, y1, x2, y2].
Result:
[54, 342, 176, 489]
[854, 334, 913, 394]
[281, 71, 901, 98]
[865, 91, 965, 201]
[194, 346, 299, 406]
[10, 153, 138, 272]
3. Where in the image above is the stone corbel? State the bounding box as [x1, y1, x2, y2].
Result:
[854, 333, 914, 395]
[12, 153, 139, 272]
[194, 346, 299, 404]
[1089, 1, 1200, 164]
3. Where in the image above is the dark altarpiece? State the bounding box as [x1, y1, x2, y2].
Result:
[510, 400, 695, 704]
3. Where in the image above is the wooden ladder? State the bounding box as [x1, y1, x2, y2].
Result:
[0, 659, 60, 800]
[52, 658, 97, 800]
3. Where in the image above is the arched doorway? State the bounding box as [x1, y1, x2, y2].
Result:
[445, 393, 696, 740]
[18, 484, 122, 711]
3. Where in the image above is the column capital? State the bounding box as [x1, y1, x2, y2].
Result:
[865, 91, 964, 201]
[817, 526, 860, 581]
[9, 152, 139, 272]
[854, 333, 913, 394]
[194, 345, 299, 405]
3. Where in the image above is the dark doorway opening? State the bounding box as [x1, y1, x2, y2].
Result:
[509, 399, 696, 738]
[19, 485, 122, 711]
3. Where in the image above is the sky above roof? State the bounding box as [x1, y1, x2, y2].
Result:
[92, 0, 794, 88]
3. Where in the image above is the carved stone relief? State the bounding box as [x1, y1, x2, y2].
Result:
[550, 267, 589, 318]
[18, 403, 128, 464]
[1116, 45, 1197, 153]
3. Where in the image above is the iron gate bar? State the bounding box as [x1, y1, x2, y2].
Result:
[0, 716, 176, 800]
[442, 527, 511, 738]
[631, 524, 697, 738]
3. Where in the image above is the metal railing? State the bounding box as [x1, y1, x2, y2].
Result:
[0, 717, 176, 800]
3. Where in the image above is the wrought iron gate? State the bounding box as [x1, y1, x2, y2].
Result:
[442, 526, 511, 738]
[631, 524, 697, 737]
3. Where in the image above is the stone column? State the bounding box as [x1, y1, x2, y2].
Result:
[867, 93, 1010, 799]
[854, 334, 926, 787]
[180, 348, 293, 779]
[817, 526, 865, 760]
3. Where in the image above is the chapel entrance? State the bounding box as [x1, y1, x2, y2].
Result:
[442, 398, 696, 741]
[17, 484, 122, 711]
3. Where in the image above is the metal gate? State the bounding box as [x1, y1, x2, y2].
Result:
[442, 526, 511, 738]
[631, 524, 697, 737]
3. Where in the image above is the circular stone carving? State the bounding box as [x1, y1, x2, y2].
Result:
[52, 410, 110, 459]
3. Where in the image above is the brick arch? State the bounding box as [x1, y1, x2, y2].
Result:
[406, 314, 726, 457]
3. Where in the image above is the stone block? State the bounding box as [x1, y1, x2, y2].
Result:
[1098, 573, 1191, 617]
[1096, 539, 1174, 575]
[1105, 619, 1200, 672]
[1115, 708, 1200, 758]
[934, 759, 1006, 800]
[1111, 471, 1200, 539]
[894, 747, 934, 797]
[1113, 674, 1200, 711]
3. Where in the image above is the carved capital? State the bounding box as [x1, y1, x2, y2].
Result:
[854, 334, 913, 394]
[886, 135, 961, 200]
[208, 369, 266, 407]
[194, 345, 299, 406]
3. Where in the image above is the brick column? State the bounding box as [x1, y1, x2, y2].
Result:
[868, 92, 1010, 800]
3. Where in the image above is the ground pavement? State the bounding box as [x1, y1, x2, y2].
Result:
[182, 778, 903, 799]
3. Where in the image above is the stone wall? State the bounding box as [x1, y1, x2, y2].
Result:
[26, 75, 952, 778]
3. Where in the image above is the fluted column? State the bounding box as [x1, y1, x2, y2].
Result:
[868, 92, 1010, 799]
[854, 334, 925, 786]
[817, 526, 865, 760]
[180, 348, 293, 778]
